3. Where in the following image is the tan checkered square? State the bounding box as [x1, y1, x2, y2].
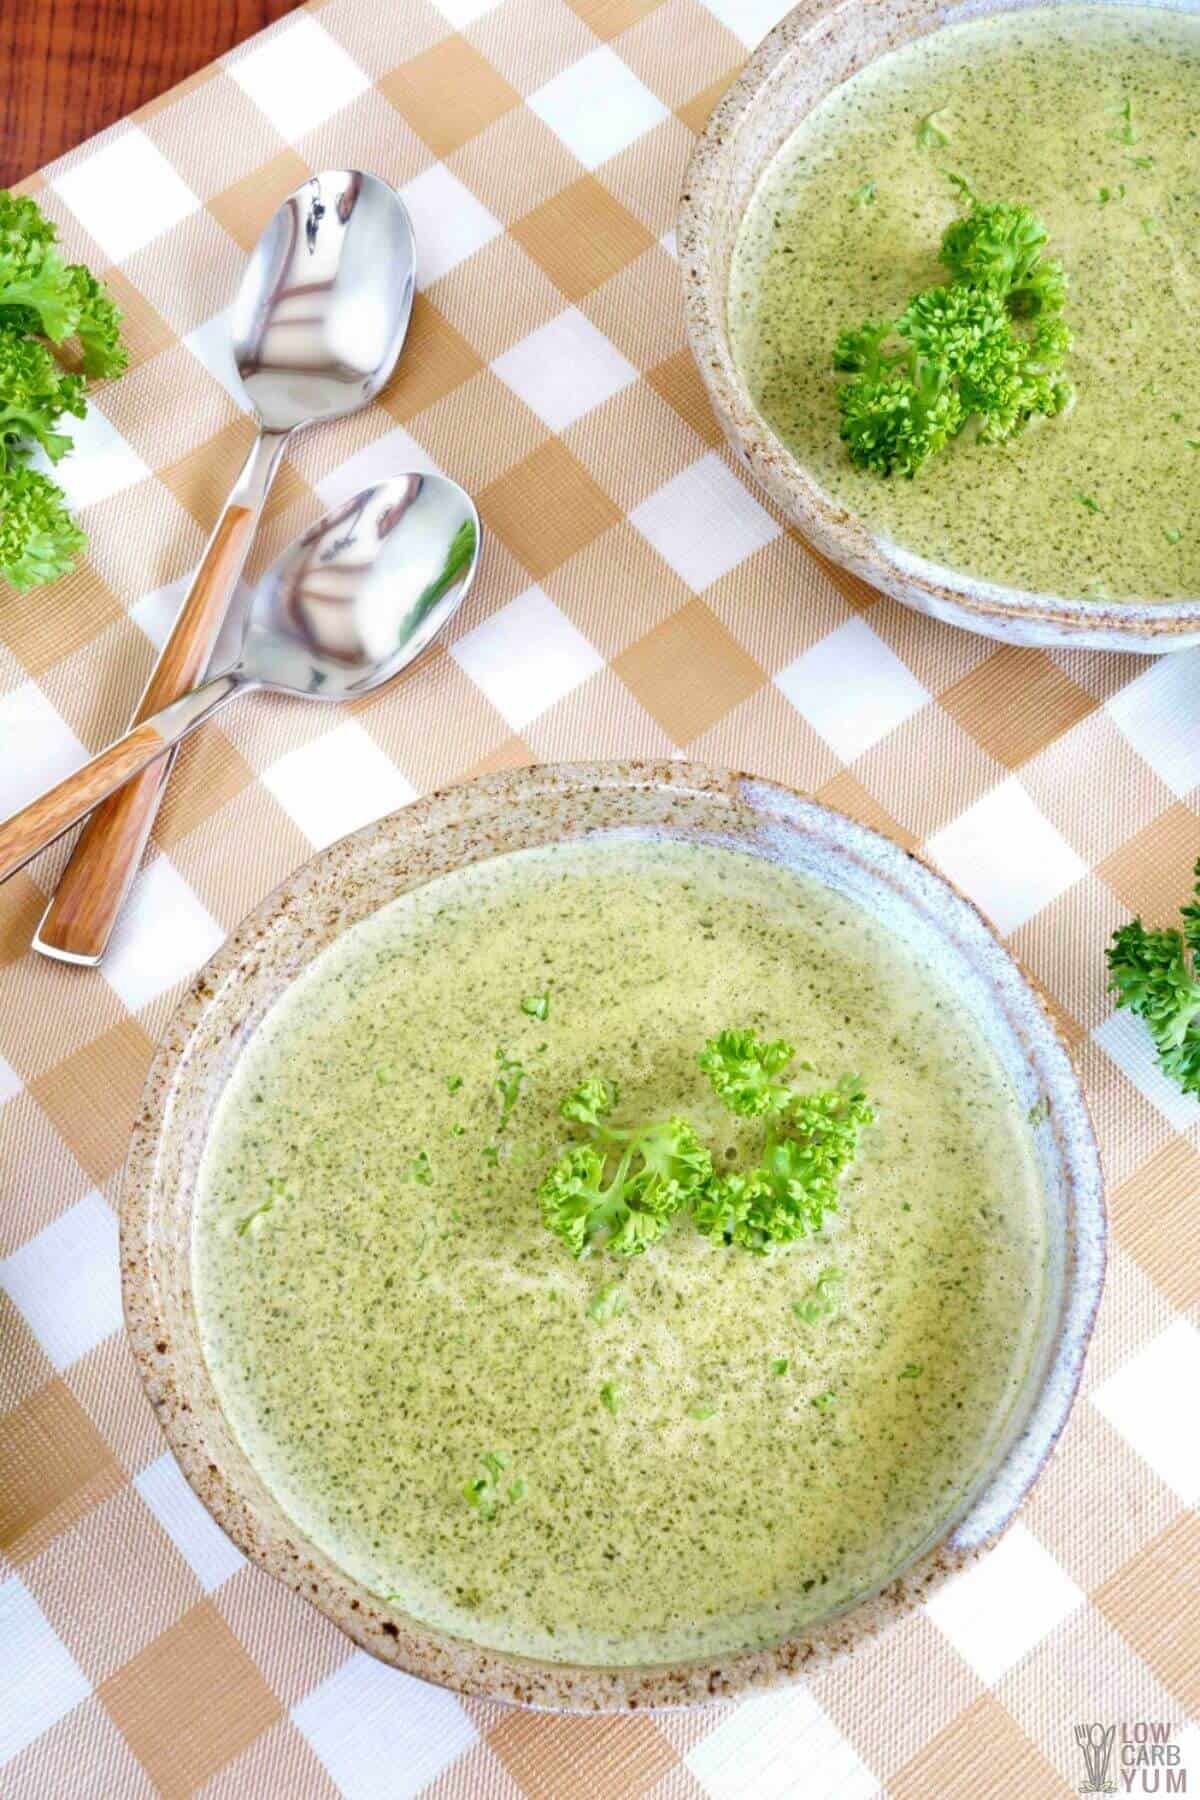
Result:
[98, 1603, 283, 1797]
[612, 597, 766, 744]
[479, 438, 623, 578]
[381, 36, 522, 159]
[207, 148, 313, 250]
[512, 177, 657, 301]
[0, 1380, 124, 1565]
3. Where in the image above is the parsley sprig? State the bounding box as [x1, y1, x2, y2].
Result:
[1107, 861, 1200, 1096]
[538, 1031, 872, 1259]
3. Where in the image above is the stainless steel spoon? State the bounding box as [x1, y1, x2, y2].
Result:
[34, 169, 417, 965]
[0, 476, 479, 885]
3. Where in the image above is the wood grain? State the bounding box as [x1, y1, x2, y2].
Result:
[35, 504, 256, 960]
[1, 0, 305, 187]
[0, 721, 169, 884]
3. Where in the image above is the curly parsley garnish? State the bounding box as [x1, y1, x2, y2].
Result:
[834, 188, 1072, 478]
[538, 1031, 871, 1260]
[1107, 859, 1200, 1096]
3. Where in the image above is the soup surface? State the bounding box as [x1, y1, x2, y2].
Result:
[194, 837, 1045, 1665]
[728, 5, 1200, 600]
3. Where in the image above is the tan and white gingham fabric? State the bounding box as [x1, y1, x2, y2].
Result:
[0, 1, 1197, 1794]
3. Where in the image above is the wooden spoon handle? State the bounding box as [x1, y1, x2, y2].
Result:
[0, 672, 246, 886]
[34, 427, 285, 964]
[0, 725, 172, 886]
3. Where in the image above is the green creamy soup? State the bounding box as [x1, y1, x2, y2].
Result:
[194, 838, 1045, 1665]
[727, 5, 1200, 600]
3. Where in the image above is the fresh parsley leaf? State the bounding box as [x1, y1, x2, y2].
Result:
[495, 1047, 527, 1130]
[1107, 861, 1200, 1097]
[463, 1450, 521, 1518]
[540, 1110, 711, 1258]
[915, 110, 949, 150]
[405, 1150, 432, 1185]
[770, 1356, 790, 1376]
[850, 179, 877, 208]
[587, 1282, 627, 1323]
[445, 1074, 463, 1093]
[521, 992, 550, 1021]
[899, 1363, 924, 1379]
[697, 1034, 872, 1252]
[0, 191, 127, 590]
[810, 1390, 837, 1411]
[834, 193, 1072, 478]
[1073, 491, 1103, 514]
[1107, 96, 1138, 144]
[599, 1381, 621, 1415]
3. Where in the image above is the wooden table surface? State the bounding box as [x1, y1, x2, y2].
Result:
[2, 0, 305, 187]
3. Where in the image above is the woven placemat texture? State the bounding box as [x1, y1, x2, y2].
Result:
[0, 0, 1196, 1794]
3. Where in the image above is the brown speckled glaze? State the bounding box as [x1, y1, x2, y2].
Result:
[677, 0, 1200, 653]
[121, 763, 1105, 1710]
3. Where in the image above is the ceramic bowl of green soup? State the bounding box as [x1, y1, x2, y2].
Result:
[122, 763, 1104, 1709]
[679, 0, 1200, 650]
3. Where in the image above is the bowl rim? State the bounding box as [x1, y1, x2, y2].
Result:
[120, 760, 1106, 1712]
[676, 0, 1200, 643]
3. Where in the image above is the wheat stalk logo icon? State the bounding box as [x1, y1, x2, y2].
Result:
[1075, 1723, 1118, 1793]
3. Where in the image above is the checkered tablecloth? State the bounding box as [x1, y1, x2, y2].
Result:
[0, 0, 1196, 1793]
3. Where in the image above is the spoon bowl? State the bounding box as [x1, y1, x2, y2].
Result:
[0, 476, 481, 885]
[231, 170, 416, 432]
[244, 475, 480, 700]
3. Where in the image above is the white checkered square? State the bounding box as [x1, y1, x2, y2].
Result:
[227, 14, 371, 141]
[314, 427, 442, 511]
[450, 586, 603, 728]
[431, 0, 499, 21]
[1107, 650, 1200, 799]
[0, 1056, 20, 1107]
[38, 403, 151, 512]
[1091, 1320, 1200, 1502]
[292, 1652, 477, 1800]
[924, 1521, 1085, 1684]
[182, 311, 252, 413]
[492, 308, 638, 432]
[630, 451, 782, 592]
[129, 573, 190, 654]
[775, 618, 930, 762]
[262, 719, 417, 850]
[0, 1578, 90, 1765]
[53, 127, 201, 263]
[400, 165, 503, 286]
[1092, 1009, 1200, 1135]
[0, 1192, 122, 1371]
[528, 47, 670, 171]
[134, 1453, 245, 1593]
[697, 0, 796, 47]
[686, 1685, 880, 1800]
[102, 855, 225, 1013]
[927, 778, 1087, 936]
[0, 684, 85, 816]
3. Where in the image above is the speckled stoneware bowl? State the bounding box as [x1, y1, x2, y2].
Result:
[678, 0, 1200, 653]
[121, 762, 1105, 1711]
